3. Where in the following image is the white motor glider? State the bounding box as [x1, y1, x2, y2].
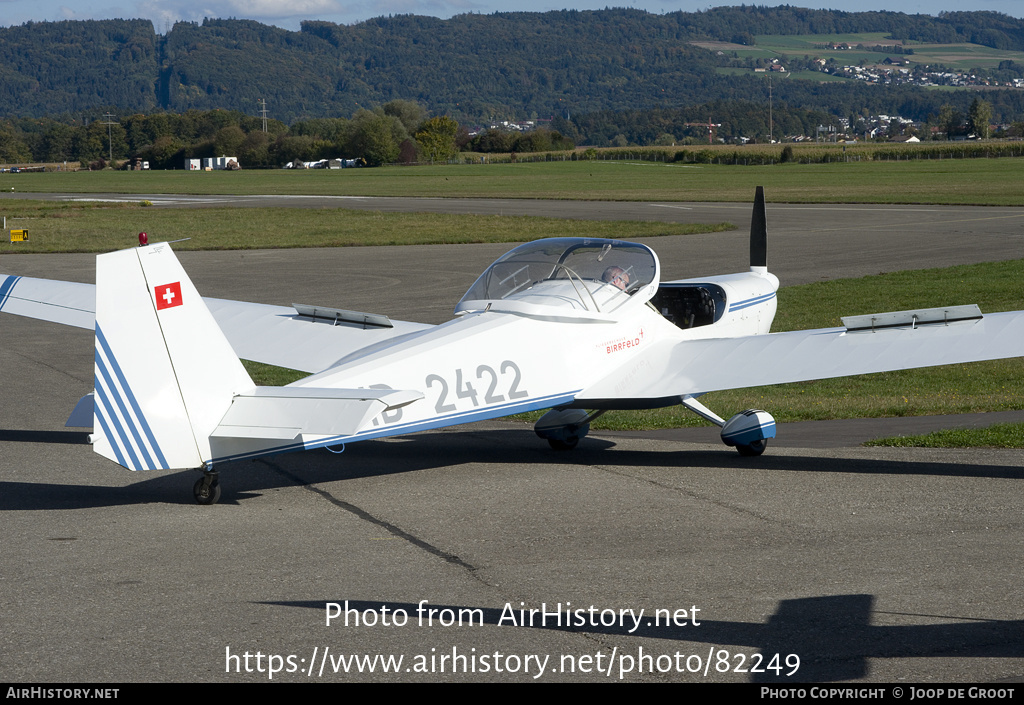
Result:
[1, 188, 1021, 504]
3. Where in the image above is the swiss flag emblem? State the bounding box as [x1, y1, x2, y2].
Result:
[155, 282, 183, 310]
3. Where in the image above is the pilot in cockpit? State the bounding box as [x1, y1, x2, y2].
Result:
[602, 266, 630, 291]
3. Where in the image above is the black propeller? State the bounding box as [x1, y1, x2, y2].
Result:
[749, 186, 767, 269]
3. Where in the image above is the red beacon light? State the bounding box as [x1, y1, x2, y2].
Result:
[138, 232, 148, 246]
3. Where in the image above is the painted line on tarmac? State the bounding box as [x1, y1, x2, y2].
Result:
[67, 196, 233, 205]
[66, 194, 372, 205]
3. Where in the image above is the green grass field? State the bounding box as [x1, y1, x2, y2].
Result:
[759, 32, 896, 49]
[866, 422, 1024, 448]
[0, 198, 729, 253]
[4, 158, 1024, 205]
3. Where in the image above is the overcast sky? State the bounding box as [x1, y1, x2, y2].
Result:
[1, 0, 1020, 33]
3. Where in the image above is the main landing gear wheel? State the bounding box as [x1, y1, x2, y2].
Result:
[193, 473, 221, 505]
[736, 439, 768, 457]
[548, 436, 579, 451]
[535, 409, 601, 451]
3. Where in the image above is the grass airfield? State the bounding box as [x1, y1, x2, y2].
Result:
[4, 157, 1024, 205]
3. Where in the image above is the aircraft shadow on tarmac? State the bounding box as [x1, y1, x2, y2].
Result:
[0, 428, 1021, 510]
[268, 595, 1023, 682]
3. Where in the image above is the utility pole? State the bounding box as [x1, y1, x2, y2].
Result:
[101, 112, 118, 164]
[767, 75, 774, 144]
[257, 99, 269, 133]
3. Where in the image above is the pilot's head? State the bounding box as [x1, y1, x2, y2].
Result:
[602, 266, 629, 291]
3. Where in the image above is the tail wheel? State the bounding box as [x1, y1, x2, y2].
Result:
[736, 439, 768, 457]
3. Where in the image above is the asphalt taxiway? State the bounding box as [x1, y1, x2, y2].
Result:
[0, 201, 1022, 682]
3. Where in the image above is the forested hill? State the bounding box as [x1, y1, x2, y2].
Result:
[2, 7, 1024, 122]
[0, 20, 159, 117]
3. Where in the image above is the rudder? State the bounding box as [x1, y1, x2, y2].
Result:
[92, 244, 254, 471]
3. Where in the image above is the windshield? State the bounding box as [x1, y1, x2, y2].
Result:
[457, 238, 659, 316]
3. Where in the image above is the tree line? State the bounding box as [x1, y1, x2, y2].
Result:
[0, 102, 470, 167]
[2, 95, 1019, 167]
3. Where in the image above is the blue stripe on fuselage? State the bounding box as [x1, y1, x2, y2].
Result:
[207, 389, 580, 465]
[728, 292, 776, 312]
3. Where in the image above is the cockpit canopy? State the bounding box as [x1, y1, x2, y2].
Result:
[456, 238, 660, 320]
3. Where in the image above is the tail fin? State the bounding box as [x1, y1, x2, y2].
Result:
[92, 244, 254, 471]
[92, 243, 425, 471]
[749, 186, 767, 272]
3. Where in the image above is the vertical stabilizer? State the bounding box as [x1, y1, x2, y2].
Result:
[92, 244, 253, 471]
[749, 186, 767, 272]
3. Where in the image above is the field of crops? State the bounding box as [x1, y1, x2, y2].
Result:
[741, 32, 1024, 71]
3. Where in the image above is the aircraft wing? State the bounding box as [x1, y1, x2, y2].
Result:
[0, 273, 433, 374]
[576, 309, 1024, 406]
[0, 275, 95, 329]
[202, 298, 434, 373]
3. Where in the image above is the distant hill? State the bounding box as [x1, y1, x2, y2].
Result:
[0, 20, 159, 116]
[1, 8, 1023, 122]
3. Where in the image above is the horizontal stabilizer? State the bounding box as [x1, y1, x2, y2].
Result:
[212, 387, 423, 440]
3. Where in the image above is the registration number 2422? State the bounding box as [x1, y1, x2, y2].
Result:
[426, 361, 528, 414]
[370, 361, 529, 426]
